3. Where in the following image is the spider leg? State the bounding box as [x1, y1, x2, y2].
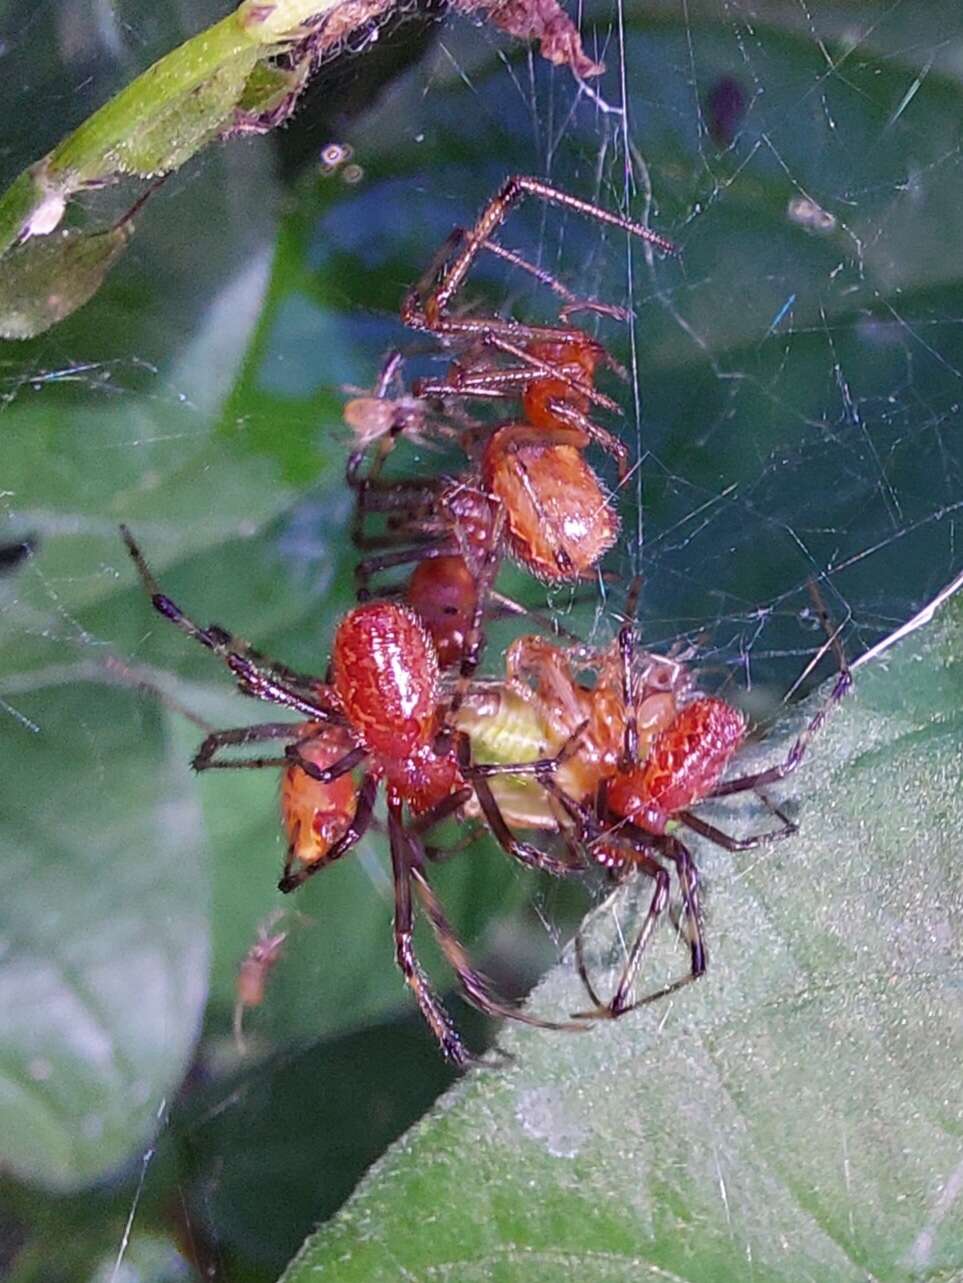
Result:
[618, 623, 638, 768]
[352, 489, 443, 556]
[417, 367, 542, 399]
[371, 347, 405, 400]
[446, 505, 504, 715]
[420, 828, 481, 862]
[411, 225, 467, 302]
[573, 875, 628, 1009]
[120, 526, 338, 723]
[277, 772, 378, 892]
[353, 477, 441, 515]
[571, 850, 671, 1019]
[349, 423, 445, 558]
[191, 721, 305, 772]
[462, 726, 596, 865]
[574, 834, 707, 1018]
[486, 589, 587, 648]
[466, 786, 578, 876]
[709, 669, 852, 799]
[407, 311, 592, 347]
[658, 835, 706, 980]
[418, 356, 623, 421]
[678, 807, 797, 851]
[458, 733, 584, 880]
[545, 398, 629, 479]
[284, 742, 367, 784]
[407, 787, 475, 836]
[220, 645, 324, 695]
[479, 237, 581, 306]
[585, 834, 708, 1018]
[536, 771, 599, 838]
[407, 859, 589, 1033]
[387, 801, 472, 1067]
[559, 297, 632, 327]
[404, 175, 676, 329]
[484, 335, 621, 414]
[468, 717, 588, 781]
[355, 540, 453, 598]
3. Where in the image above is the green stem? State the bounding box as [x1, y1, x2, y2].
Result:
[49, 14, 256, 183]
[0, 0, 351, 256]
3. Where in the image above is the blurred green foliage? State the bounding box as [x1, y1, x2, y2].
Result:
[0, 1, 961, 1280]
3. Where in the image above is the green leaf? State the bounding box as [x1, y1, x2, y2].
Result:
[0, 0, 375, 336]
[0, 221, 134, 341]
[0, 685, 210, 1190]
[283, 589, 963, 1283]
[0, 125, 282, 1189]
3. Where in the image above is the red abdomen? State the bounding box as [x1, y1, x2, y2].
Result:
[607, 698, 747, 833]
[333, 603, 440, 759]
[404, 555, 476, 670]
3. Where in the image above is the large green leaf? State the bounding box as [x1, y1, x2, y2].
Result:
[284, 587, 963, 1282]
[0, 684, 209, 1189]
[0, 35, 283, 1187]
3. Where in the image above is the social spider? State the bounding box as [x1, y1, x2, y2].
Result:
[458, 622, 852, 1017]
[348, 333, 630, 680]
[346, 356, 615, 704]
[119, 526, 588, 1065]
[346, 179, 675, 679]
[401, 176, 673, 549]
[576, 649, 852, 1018]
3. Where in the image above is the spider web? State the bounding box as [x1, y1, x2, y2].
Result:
[0, 1, 961, 1279]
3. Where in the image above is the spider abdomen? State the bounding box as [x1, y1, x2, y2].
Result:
[521, 335, 604, 429]
[608, 697, 747, 833]
[281, 724, 358, 866]
[333, 602, 440, 758]
[483, 431, 619, 581]
[404, 555, 477, 670]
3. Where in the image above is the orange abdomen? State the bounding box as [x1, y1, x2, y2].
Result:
[521, 336, 603, 430]
[281, 724, 359, 866]
[483, 431, 618, 581]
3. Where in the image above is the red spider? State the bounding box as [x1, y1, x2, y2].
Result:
[461, 621, 852, 1018]
[581, 650, 851, 1015]
[120, 527, 585, 1065]
[346, 336, 621, 688]
[347, 178, 676, 678]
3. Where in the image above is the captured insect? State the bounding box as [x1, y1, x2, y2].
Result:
[120, 527, 589, 1065]
[461, 613, 852, 1017]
